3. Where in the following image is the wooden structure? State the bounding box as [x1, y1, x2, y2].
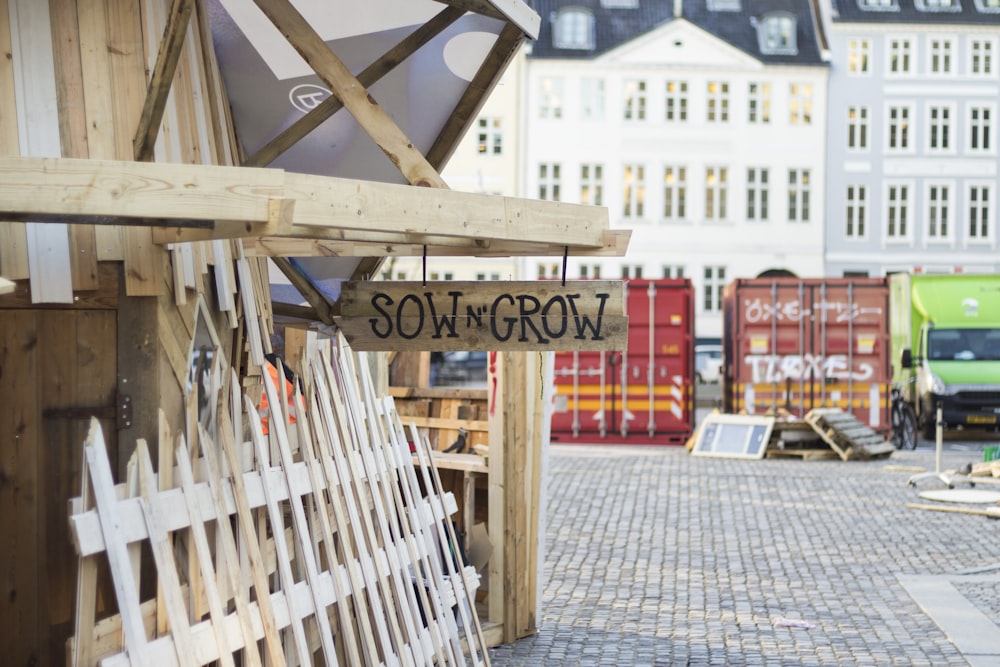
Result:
[0, 1, 628, 664]
[804, 408, 896, 461]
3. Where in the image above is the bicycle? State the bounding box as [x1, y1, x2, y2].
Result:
[890, 385, 918, 450]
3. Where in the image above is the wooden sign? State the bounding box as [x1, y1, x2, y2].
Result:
[336, 281, 628, 351]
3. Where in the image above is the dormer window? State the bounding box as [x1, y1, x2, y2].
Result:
[553, 8, 595, 50]
[708, 0, 742, 10]
[916, 0, 960, 11]
[858, 0, 899, 11]
[600, 0, 638, 7]
[757, 13, 797, 55]
[974, 0, 1000, 11]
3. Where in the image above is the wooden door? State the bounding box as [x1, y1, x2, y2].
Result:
[1, 308, 118, 666]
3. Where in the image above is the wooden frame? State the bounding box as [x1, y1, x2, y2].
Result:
[691, 413, 775, 460]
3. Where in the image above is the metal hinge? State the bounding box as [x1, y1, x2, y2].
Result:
[43, 392, 133, 430]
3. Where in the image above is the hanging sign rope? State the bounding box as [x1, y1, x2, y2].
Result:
[336, 280, 628, 352]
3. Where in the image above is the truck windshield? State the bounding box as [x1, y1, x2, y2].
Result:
[927, 328, 1000, 361]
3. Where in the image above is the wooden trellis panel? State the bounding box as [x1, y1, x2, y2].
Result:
[69, 337, 488, 666]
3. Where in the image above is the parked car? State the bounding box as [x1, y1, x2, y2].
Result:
[433, 350, 488, 386]
[695, 344, 722, 384]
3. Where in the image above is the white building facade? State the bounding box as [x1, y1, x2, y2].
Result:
[522, 0, 830, 340]
[823, 0, 1000, 277]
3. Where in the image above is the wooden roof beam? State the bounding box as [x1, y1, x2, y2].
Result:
[270, 256, 335, 325]
[133, 0, 195, 161]
[251, 0, 447, 188]
[243, 5, 465, 169]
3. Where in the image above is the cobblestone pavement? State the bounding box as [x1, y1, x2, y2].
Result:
[488, 440, 1000, 666]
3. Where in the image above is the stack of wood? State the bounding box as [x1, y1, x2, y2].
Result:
[763, 408, 895, 461]
[67, 336, 489, 666]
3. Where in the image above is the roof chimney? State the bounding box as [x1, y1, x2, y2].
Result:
[674, 0, 683, 17]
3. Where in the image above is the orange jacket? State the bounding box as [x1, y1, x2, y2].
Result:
[259, 361, 296, 435]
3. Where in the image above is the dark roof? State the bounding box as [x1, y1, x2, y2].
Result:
[831, 0, 1000, 24]
[527, 0, 827, 65]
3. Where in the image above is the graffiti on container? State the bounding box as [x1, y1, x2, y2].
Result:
[745, 354, 874, 383]
[743, 298, 882, 324]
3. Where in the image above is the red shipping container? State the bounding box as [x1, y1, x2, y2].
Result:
[550, 279, 695, 444]
[722, 277, 892, 432]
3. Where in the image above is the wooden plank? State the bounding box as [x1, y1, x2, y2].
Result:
[243, 5, 465, 168]
[0, 2, 22, 286]
[134, 0, 194, 161]
[338, 280, 627, 352]
[250, 0, 448, 188]
[404, 415, 490, 434]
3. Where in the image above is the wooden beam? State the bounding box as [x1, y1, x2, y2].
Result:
[270, 256, 335, 326]
[435, 0, 540, 37]
[250, 0, 448, 188]
[243, 5, 465, 169]
[133, 0, 195, 161]
[426, 23, 523, 170]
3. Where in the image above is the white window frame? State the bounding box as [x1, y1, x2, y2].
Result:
[539, 77, 564, 119]
[845, 184, 868, 239]
[662, 265, 686, 279]
[703, 266, 727, 313]
[665, 80, 688, 122]
[968, 37, 997, 77]
[706, 81, 729, 123]
[788, 169, 811, 223]
[553, 8, 595, 50]
[624, 79, 647, 122]
[925, 102, 956, 154]
[748, 82, 771, 124]
[924, 181, 955, 245]
[887, 36, 915, 76]
[663, 165, 687, 221]
[859, 0, 899, 9]
[538, 163, 561, 201]
[746, 167, 769, 222]
[886, 103, 915, 153]
[967, 182, 995, 246]
[476, 117, 502, 155]
[789, 83, 812, 125]
[847, 105, 869, 151]
[884, 180, 914, 244]
[927, 37, 955, 76]
[580, 163, 604, 206]
[848, 38, 872, 75]
[968, 103, 996, 154]
[704, 166, 728, 221]
[758, 14, 797, 55]
[581, 77, 606, 121]
[623, 163, 646, 220]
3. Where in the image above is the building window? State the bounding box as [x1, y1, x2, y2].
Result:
[858, 0, 899, 8]
[665, 81, 688, 122]
[621, 265, 643, 279]
[600, 0, 638, 7]
[624, 79, 647, 121]
[848, 106, 869, 150]
[968, 185, 993, 241]
[927, 105, 953, 151]
[916, 0, 958, 9]
[970, 105, 993, 152]
[539, 77, 563, 119]
[888, 37, 913, 75]
[757, 13, 797, 55]
[707, 0, 740, 9]
[703, 266, 726, 313]
[581, 164, 604, 206]
[579, 264, 603, 278]
[705, 167, 728, 221]
[970, 39, 994, 75]
[975, 0, 1000, 12]
[926, 184, 952, 241]
[537, 263, 560, 279]
[788, 169, 811, 222]
[748, 82, 771, 123]
[789, 83, 812, 125]
[476, 117, 502, 155]
[886, 183, 911, 241]
[663, 166, 687, 220]
[747, 168, 769, 221]
[706, 81, 729, 122]
[581, 78, 605, 121]
[846, 185, 867, 238]
[929, 38, 954, 74]
[538, 163, 561, 201]
[887, 105, 912, 151]
[553, 8, 595, 50]
[623, 164, 645, 219]
[848, 38, 871, 74]
[662, 265, 685, 278]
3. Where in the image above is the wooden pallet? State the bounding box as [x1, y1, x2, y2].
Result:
[804, 408, 896, 461]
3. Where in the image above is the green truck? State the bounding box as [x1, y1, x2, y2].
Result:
[890, 273, 1000, 439]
